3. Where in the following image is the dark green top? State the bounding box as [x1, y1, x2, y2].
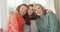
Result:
[36, 12, 58, 32]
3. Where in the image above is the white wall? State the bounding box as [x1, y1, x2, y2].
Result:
[46, 0, 55, 13]
[0, 0, 2, 29]
[23, 0, 30, 5]
[1, 0, 7, 32]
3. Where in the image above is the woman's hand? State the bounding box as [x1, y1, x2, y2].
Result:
[46, 9, 52, 13]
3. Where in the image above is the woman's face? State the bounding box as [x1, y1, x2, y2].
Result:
[28, 6, 33, 16]
[34, 5, 44, 16]
[19, 6, 28, 16]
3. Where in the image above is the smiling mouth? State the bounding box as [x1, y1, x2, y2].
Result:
[29, 12, 31, 13]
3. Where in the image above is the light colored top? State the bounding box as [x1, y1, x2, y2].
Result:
[30, 20, 38, 32]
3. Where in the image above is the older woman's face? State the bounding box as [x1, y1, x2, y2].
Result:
[19, 6, 28, 16]
[28, 6, 33, 16]
[34, 5, 44, 16]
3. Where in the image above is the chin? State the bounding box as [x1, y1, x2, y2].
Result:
[36, 15, 40, 16]
[37, 14, 41, 16]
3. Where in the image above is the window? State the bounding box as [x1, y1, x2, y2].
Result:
[7, 0, 23, 8]
[7, 0, 23, 18]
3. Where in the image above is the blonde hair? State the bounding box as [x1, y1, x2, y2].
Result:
[33, 4, 46, 11]
[33, 4, 46, 15]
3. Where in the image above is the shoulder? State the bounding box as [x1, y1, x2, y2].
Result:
[9, 12, 18, 20]
[48, 12, 55, 16]
[46, 9, 55, 16]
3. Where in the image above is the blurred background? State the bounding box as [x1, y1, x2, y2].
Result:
[0, 0, 60, 32]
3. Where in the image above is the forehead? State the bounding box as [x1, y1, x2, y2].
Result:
[29, 6, 33, 8]
[35, 5, 41, 9]
[21, 5, 27, 8]
[28, 6, 33, 9]
[36, 5, 40, 7]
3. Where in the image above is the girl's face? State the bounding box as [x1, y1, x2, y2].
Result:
[34, 5, 44, 16]
[28, 6, 33, 16]
[19, 6, 28, 16]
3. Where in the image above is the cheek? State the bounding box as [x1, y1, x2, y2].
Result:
[24, 11, 26, 13]
[35, 10, 39, 14]
[23, 9, 27, 13]
[20, 10, 23, 13]
[40, 11, 43, 14]
[19, 10, 24, 14]
[19, 10, 22, 14]
[20, 9, 25, 13]
[35, 10, 41, 16]
[19, 9, 22, 12]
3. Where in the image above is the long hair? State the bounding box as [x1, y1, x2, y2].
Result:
[23, 12, 37, 26]
[23, 4, 37, 26]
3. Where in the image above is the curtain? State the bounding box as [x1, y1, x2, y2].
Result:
[0, 0, 2, 29]
[54, 0, 60, 21]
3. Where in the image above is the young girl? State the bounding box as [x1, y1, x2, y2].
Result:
[33, 4, 58, 32]
[7, 4, 28, 32]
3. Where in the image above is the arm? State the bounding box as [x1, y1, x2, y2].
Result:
[7, 15, 20, 32]
[48, 12, 58, 32]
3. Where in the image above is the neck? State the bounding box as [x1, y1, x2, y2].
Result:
[29, 15, 31, 17]
[19, 13, 23, 17]
[40, 13, 44, 17]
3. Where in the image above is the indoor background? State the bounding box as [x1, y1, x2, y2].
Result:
[0, 0, 60, 32]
